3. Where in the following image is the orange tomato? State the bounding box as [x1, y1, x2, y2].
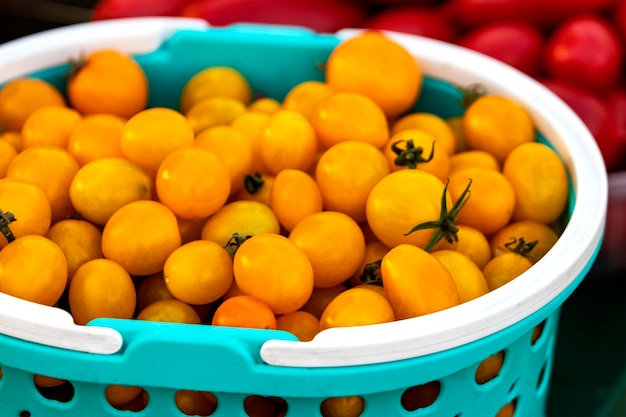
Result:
[490, 219, 559, 263]
[211, 295, 277, 330]
[68, 49, 148, 118]
[0, 77, 66, 132]
[163, 240, 234, 305]
[67, 113, 125, 166]
[449, 150, 500, 173]
[319, 287, 395, 330]
[45, 219, 104, 284]
[382, 129, 451, 181]
[135, 273, 175, 313]
[233, 233, 314, 314]
[136, 299, 202, 324]
[179, 66, 252, 114]
[155, 146, 231, 219]
[20, 105, 82, 149]
[311, 91, 389, 149]
[391, 112, 457, 156]
[349, 240, 390, 287]
[233, 173, 275, 206]
[431, 250, 489, 303]
[0, 140, 17, 178]
[230, 110, 272, 174]
[482, 252, 533, 291]
[68, 258, 137, 325]
[185, 96, 247, 135]
[6, 145, 80, 223]
[270, 168, 323, 232]
[276, 310, 320, 341]
[0, 178, 51, 248]
[320, 396, 365, 417]
[120, 107, 195, 172]
[0, 235, 67, 306]
[300, 284, 348, 319]
[315, 140, 389, 223]
[175, 390, 218, 416]
[381, 244, 460, 319]
[289, 211, 366, 289]
[282, 80, 335, 121]
[248, 97, 281, 114]
[101, 200, 181, 276]
[259, 109, 318, 175]
[325, 30, 422, 118]
[69, 157, 152, 226]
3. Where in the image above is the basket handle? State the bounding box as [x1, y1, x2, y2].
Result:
[0, 293, 123, 354]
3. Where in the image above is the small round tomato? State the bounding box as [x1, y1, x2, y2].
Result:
[101, 200, 182, 276]
[156, 146, 231, 219]
[136, 299, 202, 324]
[120, 107, 195, 172]
[136, 273, 175, 313]
[319, 287, 395, 330]
[300, 283, 348, 319]
[233, 233, 314, 315]
[382, 129, 451, 181]
[68, 258, 136, 325]
[211, 295, 277, 330]
[463, 94, 535, 163]
[316, 140, 390, 223]
[185, 96, 247, 135]
[0, 235, 67, 306]
[449, 150, 500, 173]
[282, 80, 335, 121]
[502, 142, 568, 224]
[179, 66, 252, 114]
[21, 105, 82, 149]
[270, 168, 323, 232]
[67, 113, 125, 166]
[175, 390, 217, 417]
[482, 251, 533, 291]
[391, 112, 457, 156]
[311, 91, 389, 149]
[248, 97, 281, 114]
[70, 157, 152, 226]
[289, 210, 366, 289]
[68, 49, 148, 118]
[326, 30, 422, 118]
[201, 200, 280, 247]
[366, 169, 451, 250]
[431, 249, 489, 303]
[382, 244, 460, 319]
[230, 110, 272, 175]
[0, 78, 66, 132]
[6, 145, 80, 223]
[0, 139, 17, 178]
[433, 224, 492, 269]
[259, 109, 318, 175]
[275, 310, 320, 342]
[490, 219, 559, 263]
[163, 240, 234, 305]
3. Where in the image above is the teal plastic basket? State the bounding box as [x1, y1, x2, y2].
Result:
[0, 18, 607, 417]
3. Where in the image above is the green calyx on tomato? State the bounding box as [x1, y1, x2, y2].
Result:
[405, 178, 472, 252]
[391, 139, 435, 169]
[359, 259, 383, 286]
[460, 83, 488, 108]
[243, 172, 265, 194]
[0, 209, 16, 243]
[504, 236, 539, 258]
[224, 232, 251, 257]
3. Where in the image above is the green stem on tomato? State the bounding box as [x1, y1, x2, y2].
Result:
[243, 172, 265, 195]
[0, 209, 17, 243]
[224, 232, 251, 257]
[391, 139, 435, 169]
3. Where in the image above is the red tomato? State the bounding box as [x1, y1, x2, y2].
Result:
[362, 6, 458, 43]
[457, 21, 544, 77]
[443, 0, 617, 29]
[541, 78, 625, 171]
[543, 15, 624, 93]
[92, 0, 194, 19]
[615, 0, 626, 43]
[180, 0, 366, 33]
[606, 88, 626, 169]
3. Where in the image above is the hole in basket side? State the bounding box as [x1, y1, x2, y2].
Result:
[401, 380, 440, 412]
[176, 390, 218, 416]
[531, 320, 546, 345]
[105, 384, 147, 411]
[244, 394, 288, 417]
[475, 350, 506, 385]
[320, 395, 364, 417]
[33, 374, 74, 403]
[495, 398, 517, 417]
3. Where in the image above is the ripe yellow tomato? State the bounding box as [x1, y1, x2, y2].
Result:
[502, 142, 569, 225]
[0, 178, 51, 248]
[179, 66, 252, 114]
[136, 299, 202, 324]
[482, 252, 533, 291]
[289, 211, 366, 289]
[21, 105, 82, 149]
[0, 77, 66, 132]
[381, 244, 460, 319]
[68, 49, 148, 118]
[69, 157, 152, 226]
[366, 169, 452, 250]
[0, 235, 67, 306]
[270, 168, 323, 232]
[156, 146, 231, 219]
[163, 240, 234, 305]
[319, 286, 395, 330]
[326, 30, 422, 118]
[490, 219, 559, 264]
[391, 112, 457, 156]
[233, 233, 314, 314]
[311, 91, 389, 149]
[185, 96, 247, 135]
[382, 129, 451, 181]
[276, 310, 320, 341]
[431, 250, 489, 303]
[68, 258, 136, 325]
[316, 140, 389, 223]
[101, 200, 181, 276]
[67, 113, 125, 166]
[282, 80, 335, 121]
[212, 295, 277, 330]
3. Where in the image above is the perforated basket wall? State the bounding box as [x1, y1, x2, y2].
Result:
[0, 18, 606, 417]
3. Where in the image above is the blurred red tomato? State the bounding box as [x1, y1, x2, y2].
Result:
[543, 15, 624, 93]
[181, 0, 366, 33]
[92, 0, 194, 20]
[443, 0, 617, 29]
[615, 0, 626, 43]
[457, 21, 544, 76]
[607, 89, 626, 150]
[362, 6, 457, 42]
[542, 78, 625, 171]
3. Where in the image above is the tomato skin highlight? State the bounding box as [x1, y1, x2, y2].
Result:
[381, 244, 460, 320]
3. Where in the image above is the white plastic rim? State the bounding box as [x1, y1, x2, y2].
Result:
[0, 20, 607, 363]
